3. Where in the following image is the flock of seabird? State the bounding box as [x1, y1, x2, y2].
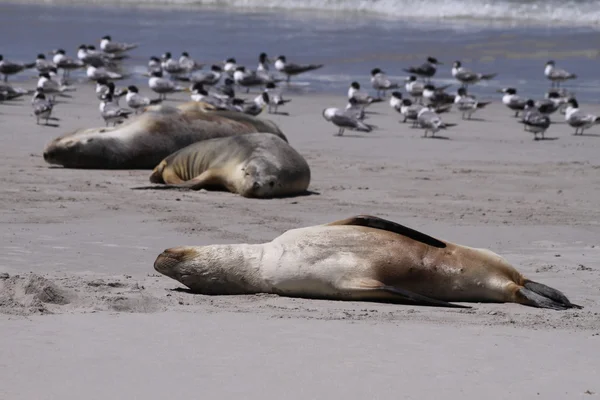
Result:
[1, 35, 598, 139]
[323, 56, 597, 139]
[0, 35, 323, 126]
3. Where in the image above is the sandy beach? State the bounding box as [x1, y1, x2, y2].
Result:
[1, 87, 599, 398]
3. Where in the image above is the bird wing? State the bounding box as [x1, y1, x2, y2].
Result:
[551, 68, 574, 79]
[568, 112, 596, 127]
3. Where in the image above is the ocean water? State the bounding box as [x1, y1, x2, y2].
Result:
[1, 1, 599, 101]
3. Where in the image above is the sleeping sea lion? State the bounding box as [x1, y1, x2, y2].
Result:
[146, 133, 310, 198]
[42, 102, 286, 169]
[154, 215, 582, 310]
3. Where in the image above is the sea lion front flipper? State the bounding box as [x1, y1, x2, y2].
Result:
[349, 279, 470, 309]
[326, 215, 446, 248]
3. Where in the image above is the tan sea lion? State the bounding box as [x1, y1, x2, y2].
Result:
[145, 133, 310, 198]
[42, 102, 286, 169]
[154, 215, 582, 310]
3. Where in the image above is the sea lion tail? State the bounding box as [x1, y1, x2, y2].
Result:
[519, 280, 583, 310]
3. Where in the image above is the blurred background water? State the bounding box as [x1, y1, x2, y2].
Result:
[1, 1, 598, 101]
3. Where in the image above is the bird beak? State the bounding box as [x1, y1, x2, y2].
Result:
[436, 61, 444, 65]
[496, 89, 505, 93]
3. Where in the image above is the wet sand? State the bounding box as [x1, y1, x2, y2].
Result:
[1, 87, 599, 399]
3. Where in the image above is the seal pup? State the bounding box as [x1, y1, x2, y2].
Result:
[154, 215, 582, 310]
[146, 133, 310, 198]
[43, 102, 286, 169]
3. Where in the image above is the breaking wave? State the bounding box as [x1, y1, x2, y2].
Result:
[20, 0, 600, 26]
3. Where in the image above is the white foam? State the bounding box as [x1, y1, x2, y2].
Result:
[24, 0, 600, 26]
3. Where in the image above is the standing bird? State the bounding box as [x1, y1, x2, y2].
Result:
[31, 88, 54, 125]
[274, 55, 323, 83]
[389, 91, 404, 113]
[77, 45, 113, 67]
[148, 70, 186, 100]
[257, 52, 271, 73]
[100, 35, 138, 54]
[498, 87, 528, 117]
[233, 97, 264, 116]
[544, 61, 576, 88]
[322, 107, 372, 136]
[233, 66, 278, 92]
[99, 92, 132, 126]
[535, 90, 567, 116]
[565, 98, 600, 135]
[52, 49, 84, 79]
[214, 77, 235, 99]
[35, 54, 56, 74]
[392, 92, 451, 125]
[106, 81, 128, 105]
[95, 78, 111, 100]
[454, 87, 491, 120]
[161, 52, 186, 76]
[417, 107, 454, 138]
[179, 52, 204, 73]
[189, 65, 223, 86]
[370, 68, 399, 98]
[345, 97, 366, 120]
[86, 65, 123, 81]
[403, 57, 442, 82]
[348, 81, 381, 108]
[37, 72, 73, 100]
[398, 98, 423, 126]
[190, 83, 228, 109]
[451, 61, 496, 88]
[520, 99, 551, 140]
[148, 56, 163, 76]
[263, 82, 291, 114]
[125, 85, 162, 113]
[404, 75, 425, 104]
[223, 58, 238, 77]
[423, 84, 454, 107]
[0, 55, 36, 81]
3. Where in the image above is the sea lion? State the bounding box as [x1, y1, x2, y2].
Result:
[146, 133, 310, 198]
[42, 102, 286, 169]
[154, 215, 582, 310]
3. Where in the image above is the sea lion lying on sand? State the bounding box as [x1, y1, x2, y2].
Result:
[154, 215, 582, 310]
[43, 102, 286, 169]
[144, 133, 310, 198]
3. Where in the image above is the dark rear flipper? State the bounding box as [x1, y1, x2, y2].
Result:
[519, 280, 583, 310]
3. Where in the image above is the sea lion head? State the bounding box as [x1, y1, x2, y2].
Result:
[238, 156, 282, 198]
[43, 127, 124, 169]
[154, 246, 258, 294]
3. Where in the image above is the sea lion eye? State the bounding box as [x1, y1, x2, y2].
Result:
[269, 181, 275, 187]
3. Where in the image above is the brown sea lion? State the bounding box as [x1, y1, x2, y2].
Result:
[146, 133, 310, 198]
[154, 215, 582, 310]
[42, 102, 286, 169]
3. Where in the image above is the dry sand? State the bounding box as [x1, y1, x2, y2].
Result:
[1, 87, 599, 399]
